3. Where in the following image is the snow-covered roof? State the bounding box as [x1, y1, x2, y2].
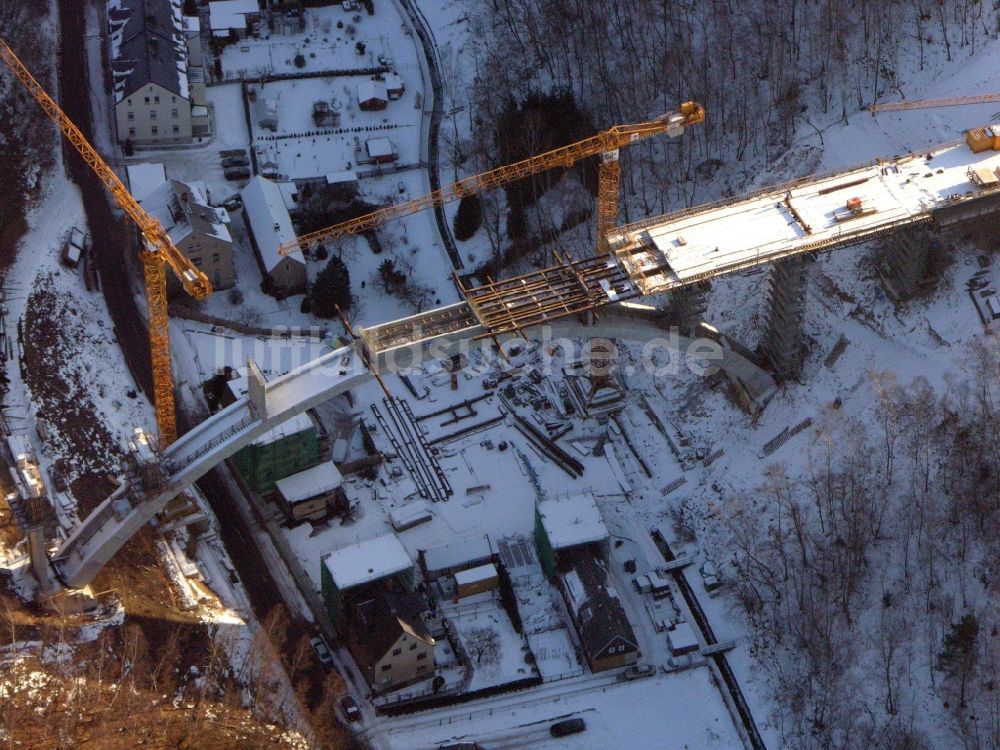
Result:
[325, 170, 358, 185]
[208, 0, 259, 32]
[277, 181, 300, 212]
[126, 162, 167, 201]
[275, 461, 342, 504]
[357, 79, 388, 103]
[323, 534, 412, 590]
[389, 501, 432, 530]
[141, 178, 232, 248]
[668, 620, 700, 654]
[106, 0, 190, 103]
[384, 73, 403, 92]
[420, 535, 494, 574]
[537, 493, 608, 550]
[366, 137, 395, 158]
[454, 563, 497, 587]
[240, 176, 305, 271]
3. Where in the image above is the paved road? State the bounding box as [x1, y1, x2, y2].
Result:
[58, 0, 337, 708]
[394, 0, 464, 272]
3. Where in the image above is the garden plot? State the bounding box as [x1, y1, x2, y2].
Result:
[219, 4, 419, 82]
[442, 593, 536, 691]
[249, 75, 421, 180]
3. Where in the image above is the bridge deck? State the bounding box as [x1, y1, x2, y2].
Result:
[610, 139, 1000, 294]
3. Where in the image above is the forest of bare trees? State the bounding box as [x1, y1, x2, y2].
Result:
[719, 344, 1000, 749]
[0, 0, 53, 266]
[458, 0, 998, 269]
[0, 601, 357, 749]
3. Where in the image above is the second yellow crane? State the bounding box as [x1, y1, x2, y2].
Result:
[280, 102, 705, 257]
[0, 39, 212, 447]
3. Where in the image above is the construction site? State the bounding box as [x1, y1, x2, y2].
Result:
[4, 0, 1000, 748]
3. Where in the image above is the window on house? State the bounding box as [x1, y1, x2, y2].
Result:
[127, 98, 132, 105]
[192, 257, 201, 266]
[380, 664, 391, 672]
[151, 125, 158, 135]
[391, 648, 401, 657]
[409, 643, 417, 651]
[144, 96, 149, 104]
[172, 125, 179, 134]
[416, 652, 427, 661]
[127, 111, 134, 121]
[154, 95, 160, 104]
[171, 96, 176, 103]
[417, 664, 427, 673]
[128, 127, 136, 136]
[150, 110, 157, 120]
[171, 109, 178, 119]
[212, 253, 220, 262]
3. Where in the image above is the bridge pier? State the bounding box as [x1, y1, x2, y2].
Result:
[661, 281, 710, 335]
[879, 229, 932, 302]
[762, 255, 811, 382]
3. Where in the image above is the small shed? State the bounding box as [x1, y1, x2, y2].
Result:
[454, 563, 498, 598]
[384, 72, 404, 99]
[274, 461, 343, 522]
[365, 137, 397, 164]
[969, 165, 1000, 188]
[389, 501, 432, 532]
[419, 535, 495, 580]
[325, 170, 359, 196]
[357, 80, 388, 111]
[667, 620, 700, 656]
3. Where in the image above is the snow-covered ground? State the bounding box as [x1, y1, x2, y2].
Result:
[372, 666, 743, 749]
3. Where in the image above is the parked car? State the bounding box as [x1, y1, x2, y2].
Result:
[620, 664, 655, 681]
[221, 155, 249, 168]
[310, 636, 334, 670]
[549, 718, 586, 737]
[340, 695, 361, 722]
[224, 167, 251, 181]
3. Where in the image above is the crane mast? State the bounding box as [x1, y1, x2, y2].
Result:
[280, 102, 705, 256]
[0, 39, 212, 446]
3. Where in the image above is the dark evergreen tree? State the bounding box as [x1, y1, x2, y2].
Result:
[310, 255, 352, 317]
[453, 194, 483, 241]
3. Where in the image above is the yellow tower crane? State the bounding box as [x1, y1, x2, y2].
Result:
[0, 39, 212, 447]
[280, 102, 705, 257]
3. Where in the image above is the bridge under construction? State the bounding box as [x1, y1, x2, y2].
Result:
[48, 131, 1000, 590]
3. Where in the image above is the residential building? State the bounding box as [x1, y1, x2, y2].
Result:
[321, 534, 415, 631]
[273, 461, 344, 522]
[533, 493, 609, 580]
[364, 137, 398, 165]
[559, 551, 638, 673]
[108, 0, 208, 145]
[208, 0, 261, 38]
[240, 176, 308, 297]
[384, 72, 404, 100]
[140, 178, 236, 293]
[125, 162, 167, 201]
[357, 79, 388, 110]
[230, 412, 319, 492]
[346, 590, 435, 693]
